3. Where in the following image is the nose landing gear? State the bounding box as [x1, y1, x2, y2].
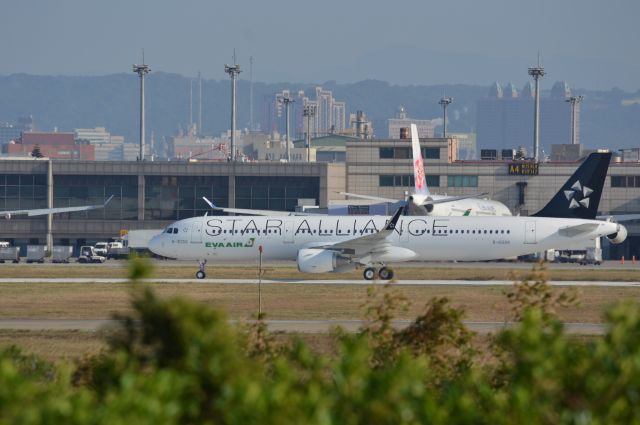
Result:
[196, 260, 207, 279]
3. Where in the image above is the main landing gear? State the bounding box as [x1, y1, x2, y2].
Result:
[196, 260, 207, 279]
[363, 265, 394, 281]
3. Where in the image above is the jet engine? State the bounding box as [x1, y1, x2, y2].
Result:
[297, 248, 355, 273]
[607, 224, 628, 245]
[4, 212, 10, 220]
[407, 195, 433, 214]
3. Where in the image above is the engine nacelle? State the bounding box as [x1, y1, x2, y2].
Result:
[3, 212, 10, 220]
[408, 195, 433, 214]
[423, 198, 434, 213]
[297, 248, 354, 273]
[607, 224, 628, 245]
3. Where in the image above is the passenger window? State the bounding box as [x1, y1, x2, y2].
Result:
[507, 230, 510, 234]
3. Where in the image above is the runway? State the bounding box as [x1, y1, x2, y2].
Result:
[0, 277, 638, 287]
[0, 319, 608, 335]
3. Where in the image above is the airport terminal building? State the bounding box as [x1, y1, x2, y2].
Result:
[1, 139, 639, 259]
[0, 159, 345, 250]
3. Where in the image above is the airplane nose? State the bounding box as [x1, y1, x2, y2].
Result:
[148, 234, 164, 256]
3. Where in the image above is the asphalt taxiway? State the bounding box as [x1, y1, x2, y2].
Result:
[0, 319, 608, 335]
[0, 278, 638, 286]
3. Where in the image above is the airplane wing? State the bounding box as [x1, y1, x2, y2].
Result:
[338, 192, 400, 203]
[317, 206, 405, 258]
[202, 197, 315, 216]
[425, 193, 489, 205]
[1, 195, 114, 219]
[558, 222, 601, 237]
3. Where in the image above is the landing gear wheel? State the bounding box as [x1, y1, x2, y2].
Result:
[196, 259, 207, 280]
[363, 267, 376, 281]
[378, 267, 393, 280]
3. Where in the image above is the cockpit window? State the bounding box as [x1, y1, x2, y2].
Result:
[173, 228, 178, 234]
[166, 227, 174, 234]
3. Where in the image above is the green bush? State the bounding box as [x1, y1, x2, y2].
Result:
[2, 262, 640, 423]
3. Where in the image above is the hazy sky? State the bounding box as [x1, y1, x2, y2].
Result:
[1, 0, 638, 90]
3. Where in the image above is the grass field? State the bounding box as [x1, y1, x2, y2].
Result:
[1, 281, 638, 323]
[1, 262, 639, 362]
[1, 262, 640, 281]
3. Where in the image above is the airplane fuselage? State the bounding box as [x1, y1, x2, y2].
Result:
[149, 214, 616, 264]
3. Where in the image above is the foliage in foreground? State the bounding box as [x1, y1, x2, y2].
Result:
[1, 261, 640, 424]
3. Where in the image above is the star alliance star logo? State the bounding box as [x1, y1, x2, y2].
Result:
[564, 180, 593, 209]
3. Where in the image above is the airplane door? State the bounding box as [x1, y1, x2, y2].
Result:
[283, 221, 294, 243]
[191, 220, 203, 243]
[524, 221, 537, 244]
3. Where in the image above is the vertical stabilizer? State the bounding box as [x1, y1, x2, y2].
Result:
[411, 124, 430, 197]
[532, 152, 611, 219]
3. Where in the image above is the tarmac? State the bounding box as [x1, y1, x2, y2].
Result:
[0, 319, 608, 335]
[0, 278, 638, 286]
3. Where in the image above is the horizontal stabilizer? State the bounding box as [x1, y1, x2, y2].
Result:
[338, 192, 399, 203]
[425, 193, 489, 205]
[558, 223, 600, 237]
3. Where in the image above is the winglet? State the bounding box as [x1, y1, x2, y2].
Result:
[202, 196, 218, 209]
[385, 206, 404, 231]
[103, 195, 114, 207]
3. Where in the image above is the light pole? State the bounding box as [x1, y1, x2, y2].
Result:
[438, 97, 453, 138]
[225, 62, 241, 161]
[280, 95, 294, 162]
[528, 64, 545, 161]
[303, 104, 316, 162]
[133, 58, 151, 161]
[566, 95, 584, 145]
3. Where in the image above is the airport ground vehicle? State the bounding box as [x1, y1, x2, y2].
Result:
[26, 245, 47, 263]
[52, 246, 74, 263]
[77, 246, 106, 263]
[94, 242, 109, 257]
[0, 246, 20, 263]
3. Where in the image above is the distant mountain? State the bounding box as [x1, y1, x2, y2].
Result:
[0, 73, 638, 151]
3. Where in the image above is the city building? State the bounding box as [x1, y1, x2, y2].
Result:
[347, 111, 374, 139]
[292, 134, 358, 163]
[387, 106, 438, 139]
[171, 127, 230, 161]
[262, 87, 347, 140]
[4, 132, 95, 160]
[74, 127, 132, 161]
[476, 81, 577, 155]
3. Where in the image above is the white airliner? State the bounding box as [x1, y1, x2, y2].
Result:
[149, 152, 625, 280]
[340, 124, 512, 216]
[1, 195, 114, 220]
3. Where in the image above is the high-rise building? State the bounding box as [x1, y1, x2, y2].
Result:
[262, 87, 347, 139]
[476, 81, 576, 156]
[387, 106, 437, 139]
